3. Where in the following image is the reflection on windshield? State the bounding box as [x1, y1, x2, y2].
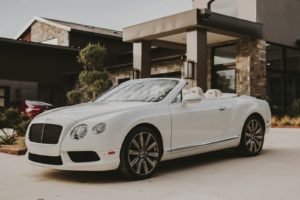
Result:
[95, 80, 178, 103]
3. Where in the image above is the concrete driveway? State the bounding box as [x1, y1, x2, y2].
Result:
[0, 128, 299, 200]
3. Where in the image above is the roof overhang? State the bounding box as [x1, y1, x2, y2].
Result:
[0, 37, 79, 52]
[123, 9, 263, 42]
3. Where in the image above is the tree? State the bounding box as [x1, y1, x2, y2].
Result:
[67, 43, 112, 104]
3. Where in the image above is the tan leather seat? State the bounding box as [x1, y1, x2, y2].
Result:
[205, 89, 223, 99]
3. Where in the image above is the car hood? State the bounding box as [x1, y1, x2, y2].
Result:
[34, 102, 155, 123]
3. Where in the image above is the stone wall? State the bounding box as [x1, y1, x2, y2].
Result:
[236, 39, 267, 98]
[109, 39, 267, 100]
[109, 59, 183, 85]
[151, 59, 182, 75]
[110, 68, 132, 86]
[31, 21, 69, 46]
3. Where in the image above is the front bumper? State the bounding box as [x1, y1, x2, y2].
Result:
[26, 149, 120, 171]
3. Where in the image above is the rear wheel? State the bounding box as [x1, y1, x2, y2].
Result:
[237, 116, 265, 156]
[119, 127, 162, 180]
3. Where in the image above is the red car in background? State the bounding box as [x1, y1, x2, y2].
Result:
[19, 100, 53, 118]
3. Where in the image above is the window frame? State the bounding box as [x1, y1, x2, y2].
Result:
[266, 42, 300, 114]
[211, 43, 237, 93]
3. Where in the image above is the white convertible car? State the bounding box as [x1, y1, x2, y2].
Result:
[26, 78, 271, 179]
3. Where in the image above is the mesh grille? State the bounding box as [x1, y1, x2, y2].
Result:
[29, 124, 62, 144]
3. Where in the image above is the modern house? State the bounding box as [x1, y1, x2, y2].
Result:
[0, 17, 183, 109]
[1, 0, 299, 116]
[123, 0, 300, 116]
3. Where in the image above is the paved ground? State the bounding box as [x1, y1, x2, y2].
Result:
[0, 128, 299, 200]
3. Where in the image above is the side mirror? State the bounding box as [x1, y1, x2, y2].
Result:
[182, 93, 202, 103]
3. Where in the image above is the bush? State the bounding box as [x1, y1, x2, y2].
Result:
[272, 116, 300, 127]
[0, 108, 31, 140]
[67, 43, 112, 104]
[287, 99, 300, 117]
[0, 129, 17, 145]
[278, 116, 292, 127]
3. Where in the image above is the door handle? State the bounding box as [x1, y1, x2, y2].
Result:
[218, 106, 226, 111]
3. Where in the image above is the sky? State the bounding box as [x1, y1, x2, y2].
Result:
[0, 0, 192, 39]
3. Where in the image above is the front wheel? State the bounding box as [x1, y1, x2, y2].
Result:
[236, 116, 265, 156]
[119, 127, 162, 180]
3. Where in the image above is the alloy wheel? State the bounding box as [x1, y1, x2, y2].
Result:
[127, 132, 160, 175]
[244, 119, 264, 153]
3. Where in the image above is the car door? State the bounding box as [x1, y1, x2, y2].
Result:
[170, 97, 229, 151]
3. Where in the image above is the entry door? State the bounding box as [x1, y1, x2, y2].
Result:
[170, 100, 228, 151]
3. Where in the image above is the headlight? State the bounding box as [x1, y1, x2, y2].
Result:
[70, 124, 88, 140]
[93, 123, 106, 135]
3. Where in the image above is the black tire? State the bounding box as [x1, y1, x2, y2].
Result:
[119, 126, 163, 180]
[236, 115, 265, 156]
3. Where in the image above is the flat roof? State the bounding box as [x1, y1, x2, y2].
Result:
[123, 9, 263, 42]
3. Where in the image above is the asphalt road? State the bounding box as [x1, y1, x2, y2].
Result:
[0, 128, 299, 200]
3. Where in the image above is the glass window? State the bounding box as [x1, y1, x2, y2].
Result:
[266, 43, 300, 116]
[286, 49, 300, 72]
[212, 44, 237, 93]
[216, 69, 236, 93]
[267, 44, 283, 70]
[286, 74, 300, 116]
[213, 45, 237, 65]
[267, 72, 284, 115]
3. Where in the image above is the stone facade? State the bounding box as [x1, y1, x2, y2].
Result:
[31, 21, 69, 46]
[109, 39, 267, 100]
[110, 59, 183, 85]
[110, 68, 132, 85]
[206, 39, 266, 99]
[151, 60, 182, 75]
[236, 39, 267, 98]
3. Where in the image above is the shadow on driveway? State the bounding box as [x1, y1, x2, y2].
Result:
[40, 148, 273, 183]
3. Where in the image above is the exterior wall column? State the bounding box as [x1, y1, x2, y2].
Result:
[186, 28, 207, 90]
[236, 38, 267, 99]
[133, 40, 151, 78]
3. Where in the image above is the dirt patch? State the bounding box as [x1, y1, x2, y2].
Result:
[0, 144, 27, 155]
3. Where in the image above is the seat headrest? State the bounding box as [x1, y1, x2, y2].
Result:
[205, 89, 223, 99]
[183, 87, 206, 99]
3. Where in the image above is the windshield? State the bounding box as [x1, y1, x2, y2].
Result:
[95, 79, 178, 103]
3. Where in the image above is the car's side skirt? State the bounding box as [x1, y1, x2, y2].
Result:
[169, 136, 239, 153]
[161, 136, 240, 161]
[169, 136, 240, 153]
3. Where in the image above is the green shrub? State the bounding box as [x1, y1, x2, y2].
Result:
[272, 116, 300, 127]
[287, 99, 300, 117]
[0, 108, 31, 138]
[67, 43, 112, 104]
[0, 129, 17, 145]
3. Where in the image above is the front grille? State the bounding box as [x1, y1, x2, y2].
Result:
[29, 124, 62, 144]
[28, 153, 63, 165]
[68, 151, 100, 163]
